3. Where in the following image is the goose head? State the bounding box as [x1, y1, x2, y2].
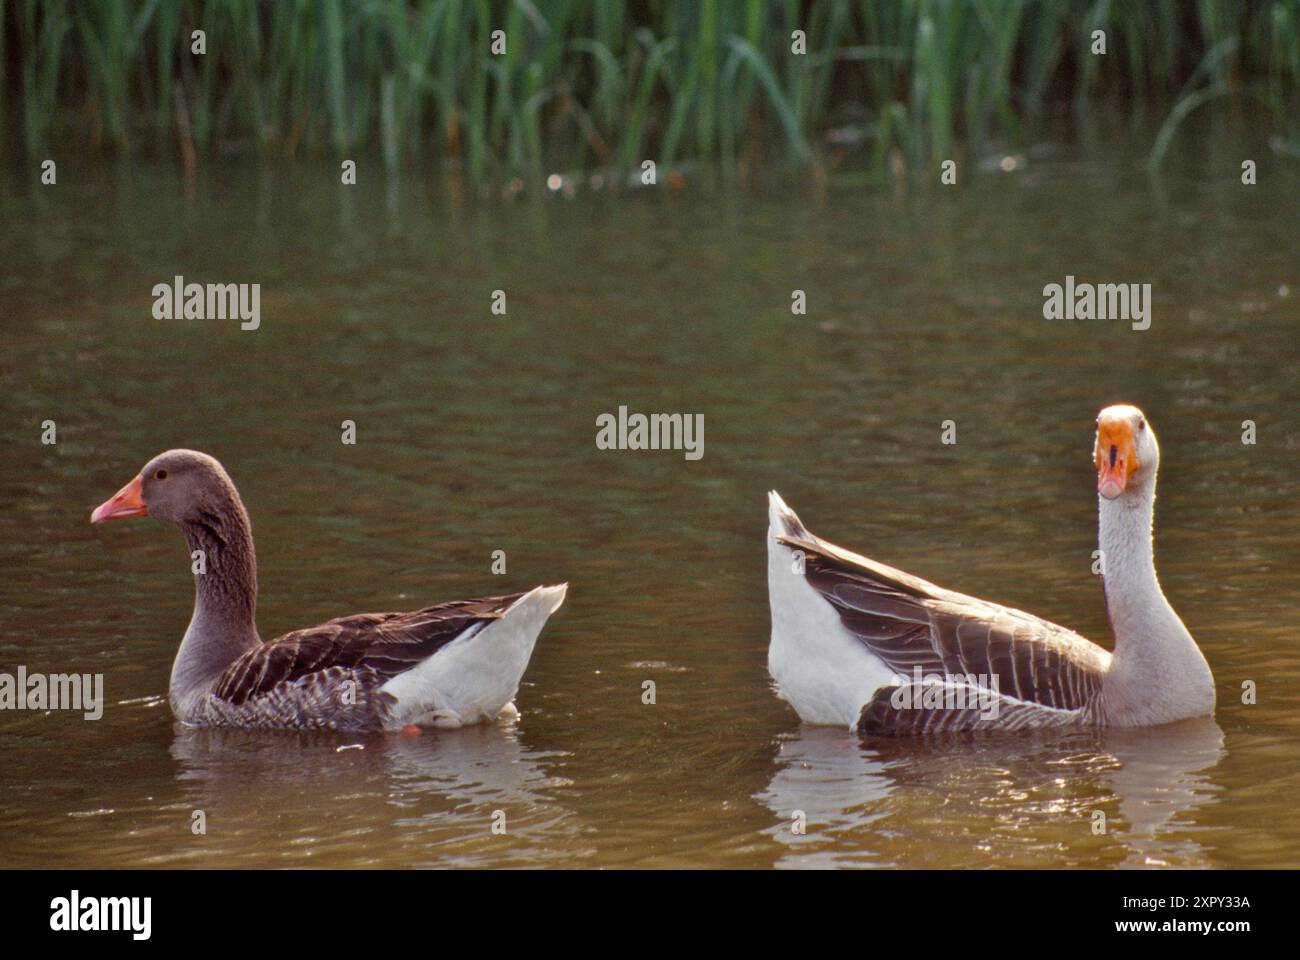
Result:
[90, 449, 237, 527]
[1094, 404, 1160, 501]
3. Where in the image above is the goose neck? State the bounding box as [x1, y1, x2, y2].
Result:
[170, 497, 261, 704]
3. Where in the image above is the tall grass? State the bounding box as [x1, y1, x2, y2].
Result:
[3, 0, 1297, 184]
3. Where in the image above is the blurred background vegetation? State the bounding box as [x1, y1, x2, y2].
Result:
[4, 0, 1298, 186]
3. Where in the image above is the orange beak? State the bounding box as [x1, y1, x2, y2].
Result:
[91, 475, 147, 524]
[1094, 417, 1139, 500]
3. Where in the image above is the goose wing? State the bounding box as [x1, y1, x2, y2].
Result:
[212, 593, 526, 708]
[776, 529, 1109, 734]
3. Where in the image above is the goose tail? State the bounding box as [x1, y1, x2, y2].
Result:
[765, 492, 894, 728]
[768, 489, 810, 541]
[382, 583, 567, 729]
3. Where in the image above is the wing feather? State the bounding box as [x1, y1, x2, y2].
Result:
[777, 532, 1110, 732]
[213, 593, 526, 706]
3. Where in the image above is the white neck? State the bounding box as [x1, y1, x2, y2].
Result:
[1098, 476, 1214, 723]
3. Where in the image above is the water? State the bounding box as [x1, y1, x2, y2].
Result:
[1, 129, 1297, 868]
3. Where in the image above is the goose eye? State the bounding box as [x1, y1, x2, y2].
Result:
[1137, 419, 1146, 432]
[155, 469, 168, 480]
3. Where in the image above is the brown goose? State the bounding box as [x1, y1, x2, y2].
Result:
[90, 449, 566, 731]
[766, 404, 1215, 735]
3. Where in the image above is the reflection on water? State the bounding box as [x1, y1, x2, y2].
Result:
[757, 728, 894, 868]
[1103, 720, 1225, 868]
[757, 719, 1226, 869]
[1, 123, 1297, 867]
[163, 722, 586, 868]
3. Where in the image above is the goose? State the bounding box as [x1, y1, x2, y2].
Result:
[766, 404, 1215, 735]
[90, 449, 566, 732]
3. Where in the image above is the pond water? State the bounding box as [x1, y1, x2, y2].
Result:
[1, 126, 1297, 868]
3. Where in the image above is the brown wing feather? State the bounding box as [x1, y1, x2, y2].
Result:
[777, 534, 1109, 717]
[213, 593, 526, 706]
[858, 686, 1077, 735]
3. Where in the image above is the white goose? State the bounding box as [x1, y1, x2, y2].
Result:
[766, 404, 1215, 734]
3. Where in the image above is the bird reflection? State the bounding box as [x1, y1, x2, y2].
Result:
[755, 727, 894, 868]
[167, 721, 585, 866]
[757, 718, 1224, 868]
[1101, 718, 1225, 867]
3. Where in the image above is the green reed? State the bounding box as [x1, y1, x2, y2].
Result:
[3, 0, 1297, 184]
